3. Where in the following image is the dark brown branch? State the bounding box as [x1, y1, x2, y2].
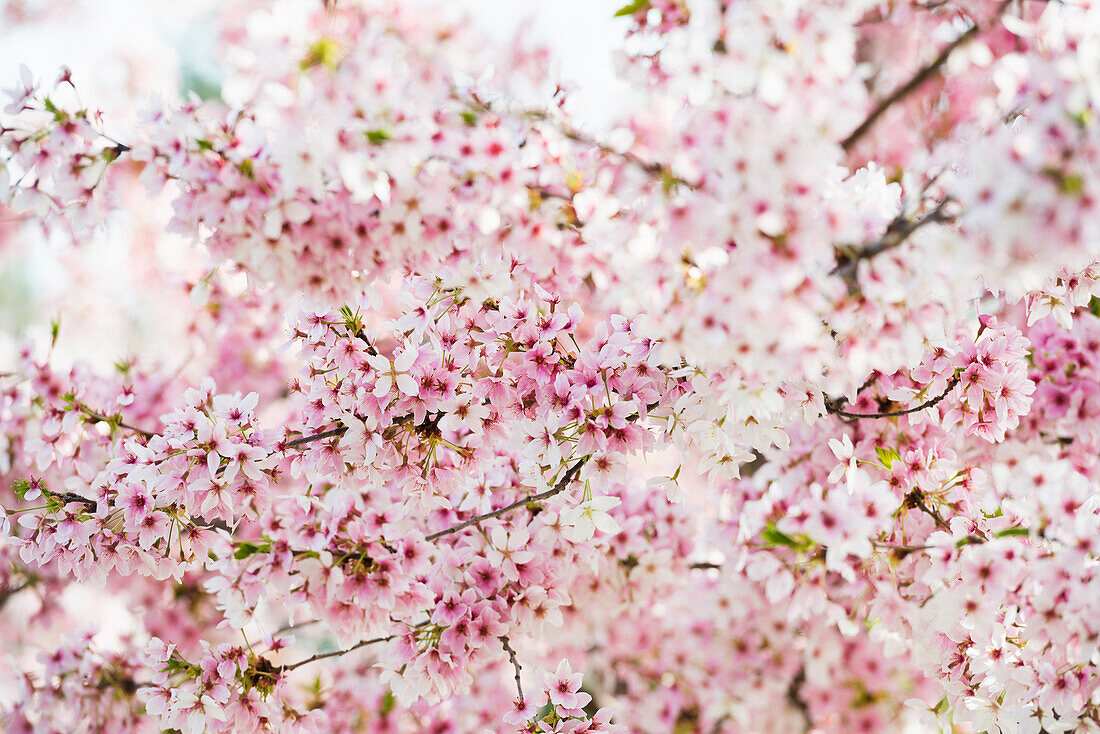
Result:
[833, 200, 955, 291]
[279, 633, 395, 672]
[57, 491, 99, 511]
[0, 578, 34, 610]
[907, 490, 952, 532]
[278, 618, 431, 672]
[423, 402, 660, 540]
[708, 714, 731, 734]
[282, 414, 419, 450]
[739, 450, 767, 478]
[52, 490, 222, 530]
[825, 374, 959, 420]
[840, 1, 1010, 151]
[424, 459, 587, 542]
[525, 109, 676, 180]
[283, 426, 346, 449]
[499, 636, 525, 704]
[871, 540, 931, 559]
[786, 667, 812, 734]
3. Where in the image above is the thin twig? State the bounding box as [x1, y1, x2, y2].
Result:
[283, 414, 417, 450]
[274, 618, 321, 635]
[871, 539, 931, 559]
[424, 459, 587, 542]
[77, 403, 156, 439]
[279, 634, 395, 672]
[825, 374, 959, 420]
[908, 490, 952, 532]
[0, 579, 34, 610]
[840, 0, 1011, 151]
[57, 491, 99, 511]
[284, 426, 346, 449]
[499, 636, 525, 704]
[832, 200, 954, 291]
[786, 667, 812, 734]
[708, 714, 731, 734]
[468, 94, 696, 189]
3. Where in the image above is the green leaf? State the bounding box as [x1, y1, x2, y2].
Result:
[761, 523, 810, 550]
[660, 170, 680, 194]
[365, 129, 391, 145]
[875, 446, 900, 469]
[233, 540, 270, 560]
[301, 37, 341, 71]
[1061, 173, 1085, 195]
[43, 96, 68, 123]
[614, 0, 650, 17]
[459, 110, 479, 127]
[163, 655, 200, 678]
[1043, 166, 1085, 195]
[339, 304, 365, 335]
[233, 542, 258, 560]
[994, 526, 1030, 538]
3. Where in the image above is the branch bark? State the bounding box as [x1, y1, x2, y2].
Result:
[832, 199, 955, 292]
[279, 633, 396, 672]
[500, 635, 525, 704]
[424, 459, 587, 542]
[841, 0, 1011, 152]
[825, 374, 959, 420]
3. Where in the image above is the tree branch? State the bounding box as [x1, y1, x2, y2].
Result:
[279, 633, 395, 672]
[275, 618, 321, 635]
[907, 490, 952, 532]
[825, 374, 959, 420]
[75, 402, 156, 439]
[499, 635, 525, 704]
[282, 414, 419, 450]
[0, 578, 34, 610]
[57, 491, 100, 512]
[468, 94, 696, 190]
[283, 426, 346, 449]
[840, 1, 1011, 152]
[786, 667, 812, 734]
[832, 199, 955, 292]
[424, 459, 587, 542]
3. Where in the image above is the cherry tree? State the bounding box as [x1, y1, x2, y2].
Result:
[0, 0, 1098, 731]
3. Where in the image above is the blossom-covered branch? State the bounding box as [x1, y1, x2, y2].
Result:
[1, 0, 1099, 732]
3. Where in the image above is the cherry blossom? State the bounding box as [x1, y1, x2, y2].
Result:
[1, 0, 1100, 732]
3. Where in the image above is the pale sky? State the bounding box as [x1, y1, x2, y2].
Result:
[0, 0, 630, 126]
